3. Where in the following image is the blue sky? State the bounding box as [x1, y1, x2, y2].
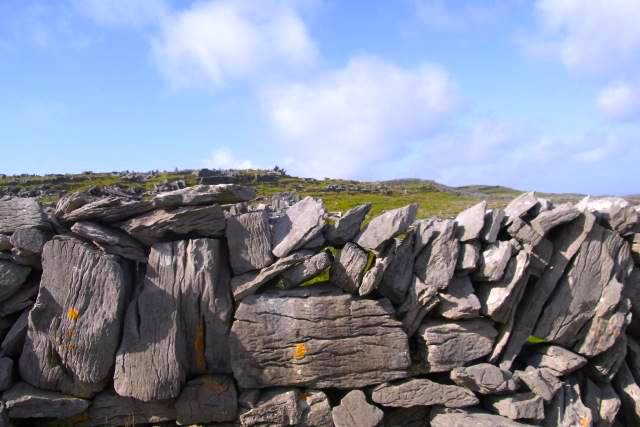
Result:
[1, 0, 639, 194]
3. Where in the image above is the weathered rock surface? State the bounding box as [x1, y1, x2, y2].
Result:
[582, 375, 620, 427]
[513, 367, 562, 401]
[378, 232, 415, 304]
[0, 261, 30, 302]
[613, 361, 640, 426]
[114, 239, 232, 401]
[435, 275, 481, 320]
[153, 184, 255, 208]
[481, 208, 506, 243]
[299, 390, 333, 427]
[507, 217, 544, 247]
[2, 382, 89, 419]
[397, 275, 439, 336]
[1, 310, 28, 358]
[332, 242, 368, 293]
[19, 237, 130, 398]
[578, 196, 640, 236]
[531, 203, 580, 236]
[455, 201, 486, 242]
[239, 388, 301, 426]
[119, 204, 226, 246]
[359, 255, 389, 296]
[485, 392, 544, 420]
[230, 292, 410, 389]
[62, 197, 154, 224]
[272, 197, 325, 258]
[526, 345, 588, 376]
[414, 219, 458, 289]
[429, 407, 531, 427]
[231, 251, 310, 300]
[544, 376, 593, 427]
[281, 251, 331, 288]
[0, 197, 49, 235]
[82, 391, 177, 426]
[71, 221, 147, 262]
[226, 210, 274, 275]
[589, 333, 628, 381]
[450, 363, 518, 395]
[476, 250, 530, 323]
[472, 241, 512, 282]
[416, 318, 497, 372]
[9, 227, 50, 256]
[332, 390, 383, 427]
[504, 192, 539, 224]
[355, 204, 417, 252]
[324, 203, 371, 246]
[175, 375, 237, 425]
[456, 240, 480, 273]
[371, 378, 478, 408]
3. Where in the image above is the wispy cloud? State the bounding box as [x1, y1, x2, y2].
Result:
[205, 148, 255, 170]
[597, 82, 640, 121]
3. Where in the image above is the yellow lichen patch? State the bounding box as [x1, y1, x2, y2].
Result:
[580, 417, 591, 427]
[193, 323, 206, 371]
[293, 343, 307, 360]
[298, 392, 310, 401]
[67, 308, 80, 321]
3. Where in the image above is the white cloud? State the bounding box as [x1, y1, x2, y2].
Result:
[529, 0, 640, 74]
[597, 82, 640, 121]
[72, 0, 168, 27]
[205, 148, 255, 169]
[261, 55, 459, 178]
[151, 0, 317, 88]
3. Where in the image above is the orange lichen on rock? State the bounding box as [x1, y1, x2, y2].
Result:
[293, 342, 307, 360]
[67, 308, 80, 321]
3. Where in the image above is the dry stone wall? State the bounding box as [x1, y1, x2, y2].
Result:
[1, 186, 640, 426]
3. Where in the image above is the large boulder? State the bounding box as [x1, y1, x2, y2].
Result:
[118, 205, 226, 246]
[0, 197, 49, 235]
[271, 197, 326, 258]
[414, 219, 459, 289]
[225, 210, 274, 275]
[371, 378, 478, 408]
[19, 237, 131, 398]
[152, 184, 255, 208]
[355, 204, 417, 252]
[62, 197, 154, 224]
[324, 203, 371, 246]
[114, 239, 232, 401]
[71, 221, 147, 262]
[230, 291, 411, 389]
[416, 318, 497, 372]
[332, 390, 383, 427]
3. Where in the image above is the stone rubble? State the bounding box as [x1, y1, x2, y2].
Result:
[0, 187, 638, 425]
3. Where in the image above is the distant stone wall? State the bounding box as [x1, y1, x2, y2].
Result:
[0, 185, 640, 426]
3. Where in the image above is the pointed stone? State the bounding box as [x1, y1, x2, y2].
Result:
[472, 241, 512, 282]
[484, 392, 544, 420]
[355, 204, 417, 252]
[152, 184, 255, 208]
[281, 251, 331, 289]
[332, 242, 369, 294]
[118, 204, 226, 246]
[0, 197, 49, 234]
[231, 251, 311, 301]
[481, 208, 506, 244]
[225, 210, 274, 275]
[413, 218, 437, 256]
[504, 192, 540, 225]
[19, 237, 131, 398]
[416, 318, 497, 373]
[513, 367, 562, 402]
[379, 232, 416, 304]
[71, 221, 147, 262]
[455, 201, 487, 242]
[414, 219, 458, 289]
[371, 378, 478, 408]
[476, 250, 531, 323]
[324, 203, 371, 246]
[230, 292, 411, 389]
[2, 382, 89, 419]
[175, 375, 237, 425]
[435, 275, 481, 320]
[272, 197, 326, 258]
[62, 197, 154, 224]
[531, 203, 580, 236]
[359, 255, 390, 296]
[332, 390, 383, 427]
[450, 363, 518, 395]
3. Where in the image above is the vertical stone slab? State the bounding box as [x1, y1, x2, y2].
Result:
[19, 237, 131, 398]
